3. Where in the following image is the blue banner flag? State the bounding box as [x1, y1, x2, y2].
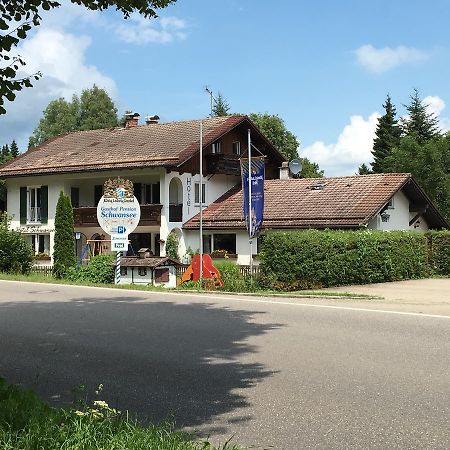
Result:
[241, 157, 265, 239]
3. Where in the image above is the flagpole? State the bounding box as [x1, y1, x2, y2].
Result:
[248, 128, 253, 283]
[199, 121, 203, 287]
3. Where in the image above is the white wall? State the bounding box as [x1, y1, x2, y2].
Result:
[367, 190, 429, 231]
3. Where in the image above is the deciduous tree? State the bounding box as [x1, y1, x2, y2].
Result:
[29, 85, 118, 148]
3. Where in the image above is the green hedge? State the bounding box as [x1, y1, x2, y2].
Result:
[427, 231, 450, 275]
[259, 230, 429, 291]
[67, 254, 114, 284]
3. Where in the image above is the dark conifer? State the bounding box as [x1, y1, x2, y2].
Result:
[371, 95, 401, 173]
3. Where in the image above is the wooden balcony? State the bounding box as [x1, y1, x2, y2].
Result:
[205, 154, 240, 176]
[73, 204, 163, 227]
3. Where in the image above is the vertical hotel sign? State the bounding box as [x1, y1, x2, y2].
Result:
[241, 157, 265, 239]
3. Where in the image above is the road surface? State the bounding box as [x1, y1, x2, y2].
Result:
[0, 280, 449, 449]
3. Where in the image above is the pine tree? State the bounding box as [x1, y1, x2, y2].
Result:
[1, 144, 10, 162]
[358, 163, 372, 175]
[212, 92, 230, 117]
[371, 95, 401, 173]
[401, 89, 440, 144]
[9, 140, 19, 158]
[53, 191, 76, 279]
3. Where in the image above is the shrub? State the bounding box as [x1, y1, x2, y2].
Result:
[259, 230, 429, 291]
[68, 254, 114, 284]
[427, 231, 450, 275]
[214, 260, 252, 292]
[53, 191, 76, 279]
[165, 230, 179, 261]
[0, 214, 33, 274]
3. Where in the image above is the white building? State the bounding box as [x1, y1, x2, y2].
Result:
[0, 115, 447, 267]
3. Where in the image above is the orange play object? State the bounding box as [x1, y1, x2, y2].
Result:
[179, 254, 224, 288]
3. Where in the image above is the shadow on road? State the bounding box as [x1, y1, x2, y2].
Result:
[0, 294, 281, 433]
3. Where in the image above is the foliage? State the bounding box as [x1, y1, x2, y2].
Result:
[211, 92, 230, 117]
[401, 89, 441, 144]
[29, 85, 118, 147]
[358, 163, 372, 175]
[0, 213, 33, 274]
[371, 94, 401, 173]
[53, 191, 75, 278]
[68, 254, 114, 284]
[426, 231, 450, 275]
[259, 230, 429, 291]
[214, 260, 252, 292]
[300, 157, 324, 178]
[0, 378, 242, 450]
[9, 139, 19, 157]
[165, 230, 179, 261]
[0, 0, 177, 115]
[384, 134, 450, 222]
[249, 112, 300, 161]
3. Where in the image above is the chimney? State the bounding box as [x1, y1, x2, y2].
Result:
[145, 114, 160, 125]
[124, 112, 140, 128]
[279, 161, 290, 179]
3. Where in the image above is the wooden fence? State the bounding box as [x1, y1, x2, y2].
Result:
[31, 266, 53, 276]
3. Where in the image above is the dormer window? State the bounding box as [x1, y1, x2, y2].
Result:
[211, 141, 221, 154]
[232, 141, 241, 155]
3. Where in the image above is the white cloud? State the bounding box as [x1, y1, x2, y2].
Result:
[423, 95, 450, 132]
[301, 113, 381, 177]
[113, 14, 188, 44]
[355, 45, 428, 74]
[0, 28, 116, 151]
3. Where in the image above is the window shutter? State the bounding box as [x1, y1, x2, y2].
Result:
[153, 183, 160, 203]
[94, 185, 103, 204]
[20, 187, 27, 224]
[155, 267, 169, 283]
[40, 186, 48, 224]
[134, 183, 142, 203]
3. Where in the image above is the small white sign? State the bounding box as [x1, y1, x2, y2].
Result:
[111, 234, 129, 251]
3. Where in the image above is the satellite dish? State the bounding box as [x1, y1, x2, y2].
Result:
[289, 159, 302, 176]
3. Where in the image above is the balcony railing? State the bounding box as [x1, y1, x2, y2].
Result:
[73, 204, 163, 227]
[169, 204, 183, 222]
[205, 154, 240, 176]
[28, 207, 41, 223]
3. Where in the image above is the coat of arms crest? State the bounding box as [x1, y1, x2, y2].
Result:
[103, 177, 134, 199]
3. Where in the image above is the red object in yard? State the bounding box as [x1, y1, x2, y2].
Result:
[180, 254, 224, 288]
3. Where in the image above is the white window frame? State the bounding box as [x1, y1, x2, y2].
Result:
[232, 141, 241, 155]
[194, 182, 206, 205]
[211, 141, 221, 154]
[386, 197, 394, 209]
[143, 182, 160, 204]
[27, 186, 42, 224]
[27, 234, 50, 255]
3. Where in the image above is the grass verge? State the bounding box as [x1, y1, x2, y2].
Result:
[0, 378, 243, 450]
[0, 272, 379, 299]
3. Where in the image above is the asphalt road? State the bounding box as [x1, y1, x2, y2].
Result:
[0, 281, 449, 449]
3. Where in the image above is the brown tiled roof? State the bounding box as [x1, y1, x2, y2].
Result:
[117, 256, 182, 268]
[183, 173, 448, 230]
[0, 115, 246, 177]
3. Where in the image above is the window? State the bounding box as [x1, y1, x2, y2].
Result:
[120, 267, 128, 276]
[386, 197, 394, 209]
[203, 234, 212, 254]
[232, 141, 241, 155]
[194, 183, 206, 204]
[138, 267, 147, 276]
[71, 187, 80, 208]
[144, 183, 160, 204]
[155, 267, 169, 283]
[27, 234, 50, 255]
[27, 187, 41, 223]
[213, 234, 236, 255]
[211, 141, 221, 154]
[94, 185, 103, 204]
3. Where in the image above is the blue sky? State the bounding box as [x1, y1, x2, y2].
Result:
[2, 0, 450, 175]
